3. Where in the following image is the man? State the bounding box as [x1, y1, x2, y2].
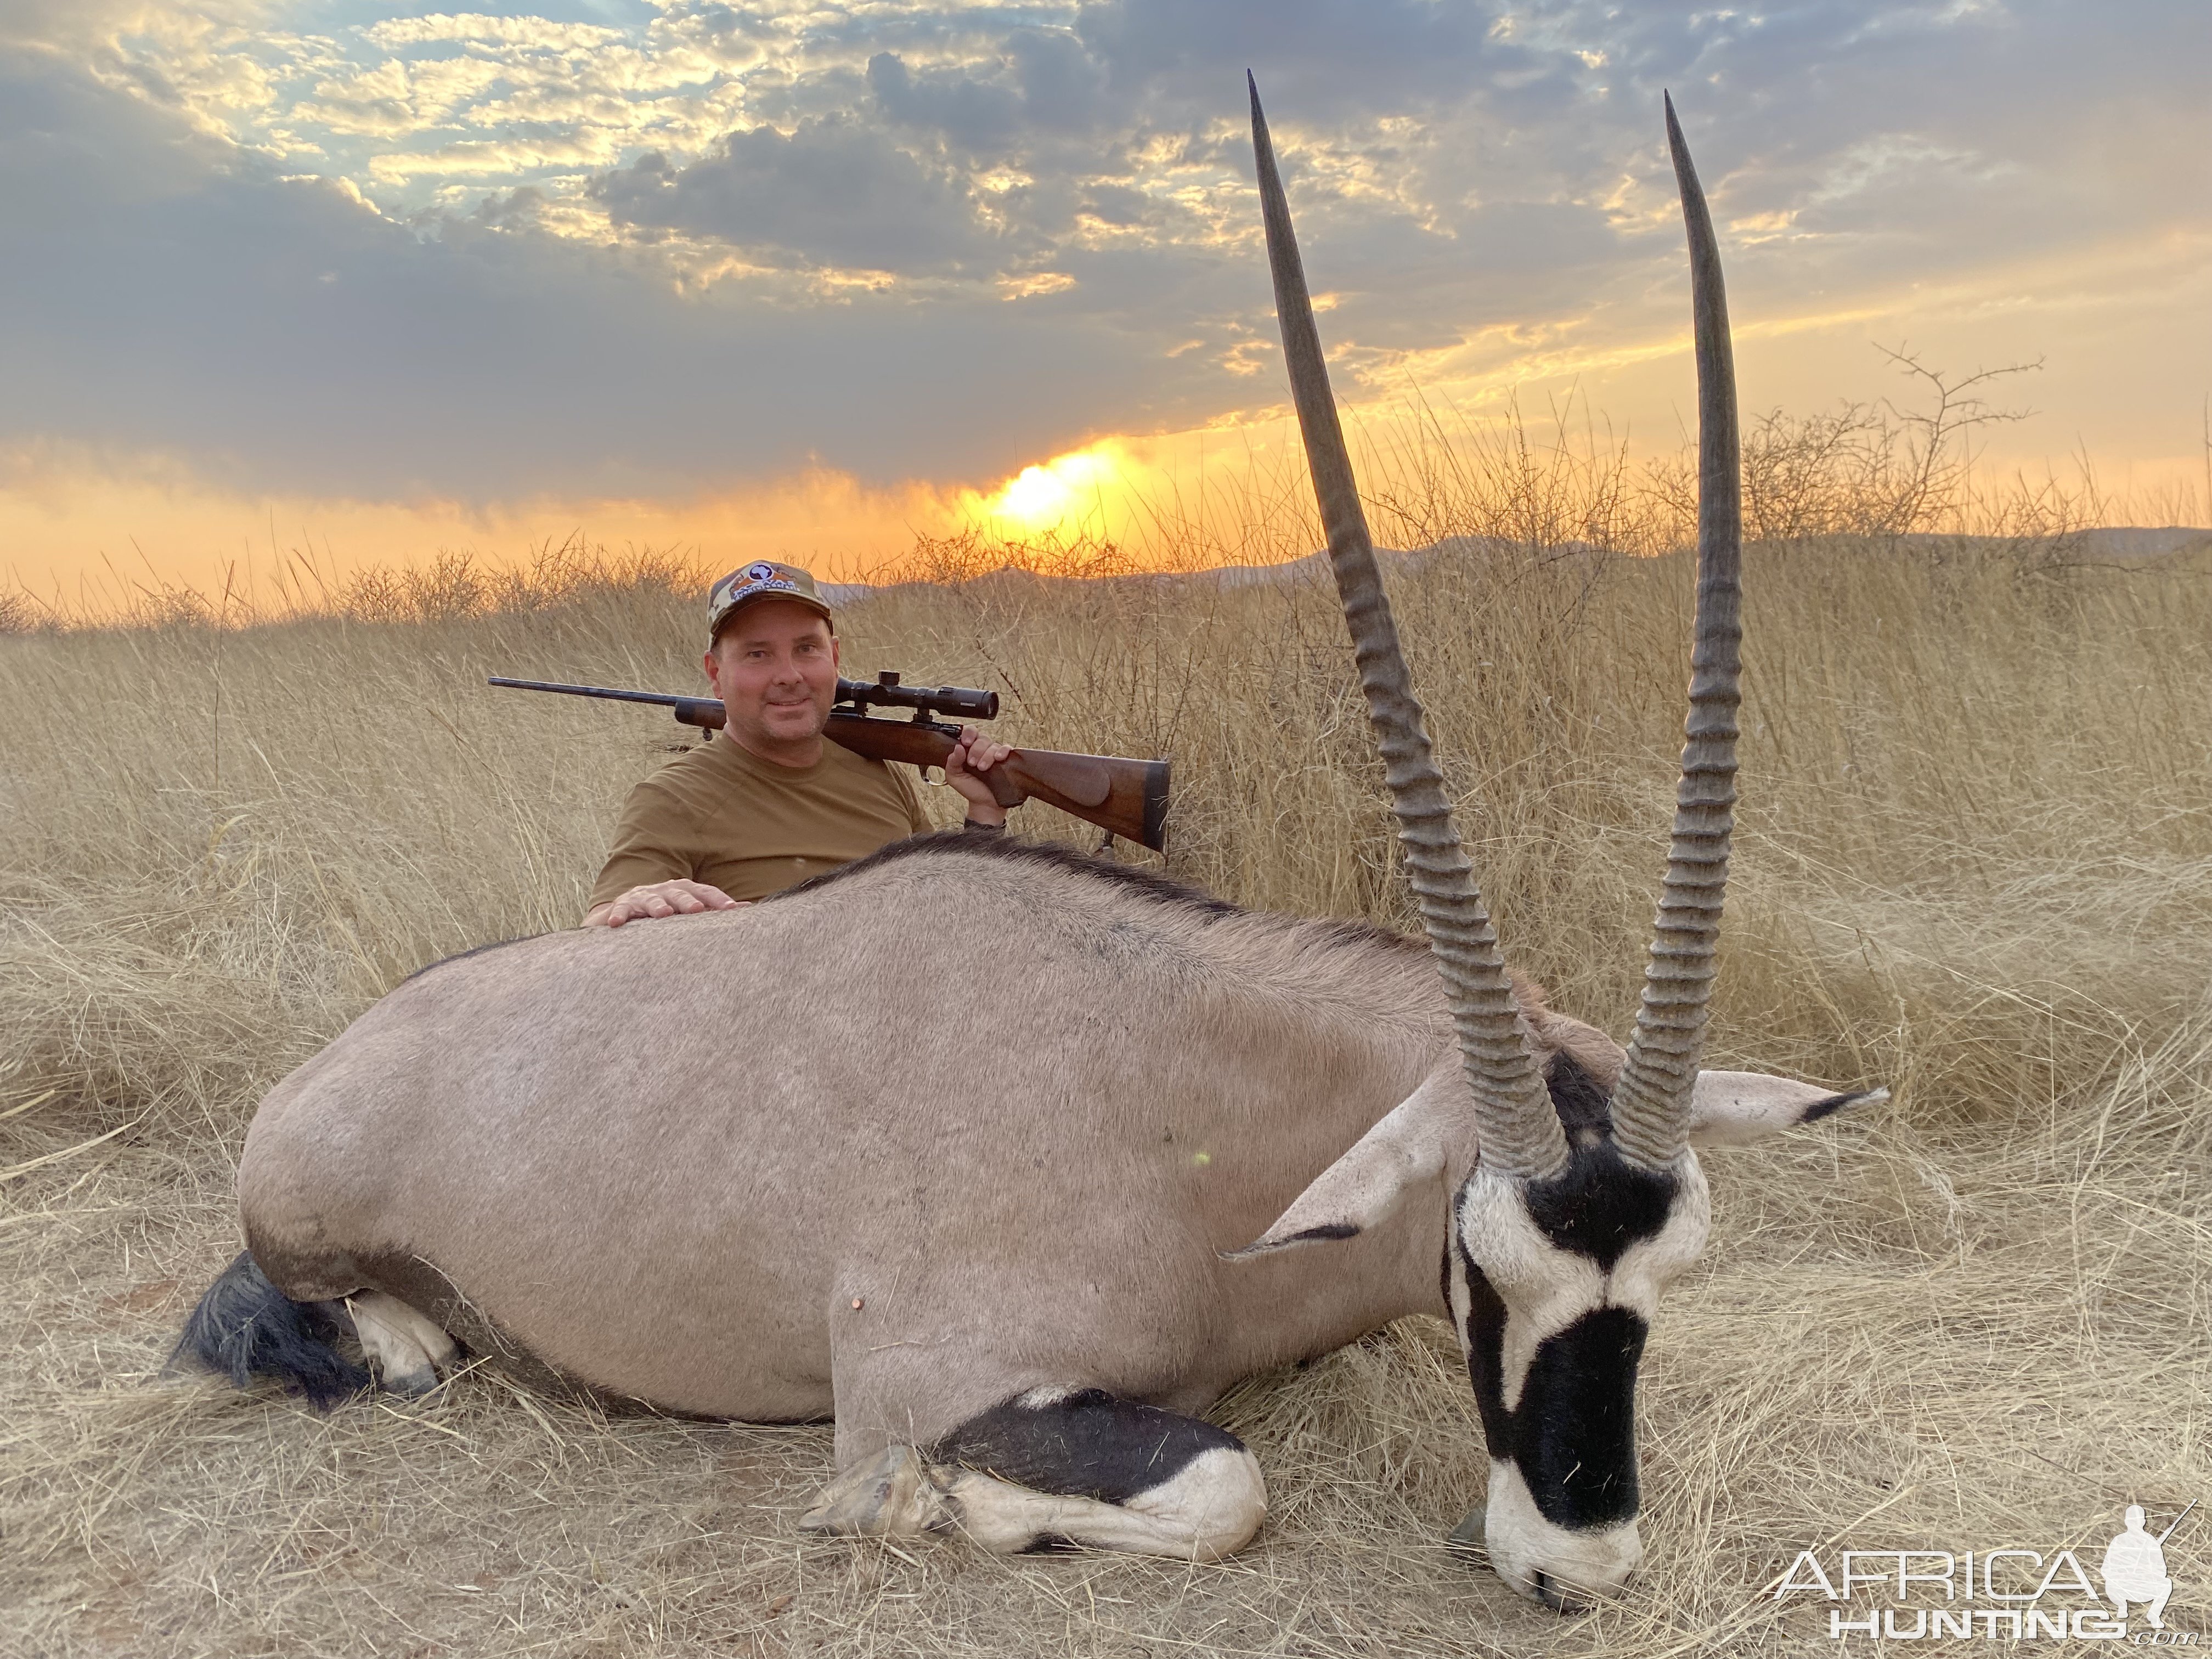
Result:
[584, 561, 1014, 927]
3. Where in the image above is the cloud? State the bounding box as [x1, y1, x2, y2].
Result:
[593, 115, 1000, 274]
[362, 13, 627, 52]
[372, 131, 628, 181]
[864, 26, 1110, 154]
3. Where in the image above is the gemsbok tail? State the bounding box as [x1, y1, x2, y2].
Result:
[167, 1250, 368, 1408]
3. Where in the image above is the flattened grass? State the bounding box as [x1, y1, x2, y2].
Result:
[4, 528, 2210, 1655]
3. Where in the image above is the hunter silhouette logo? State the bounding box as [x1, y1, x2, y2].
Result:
[2106, 1504, 2182, 1631]
[1774, 1499, 2196, 1641]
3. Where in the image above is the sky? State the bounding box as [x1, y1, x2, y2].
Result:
[2, 0, 2207, 605]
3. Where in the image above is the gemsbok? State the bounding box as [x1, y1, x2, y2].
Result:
[172, 83, 1883, 1607]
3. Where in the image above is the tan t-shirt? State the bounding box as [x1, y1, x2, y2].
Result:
[589, 731, 932, 907]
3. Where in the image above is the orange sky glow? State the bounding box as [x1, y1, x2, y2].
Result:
[4, 2, 2207, 617]
[14, 328, 2207, 618]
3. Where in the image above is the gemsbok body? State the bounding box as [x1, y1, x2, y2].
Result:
[173, 86, 1882, 1607]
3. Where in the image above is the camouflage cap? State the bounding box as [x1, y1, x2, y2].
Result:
[706, 560, 834, 642]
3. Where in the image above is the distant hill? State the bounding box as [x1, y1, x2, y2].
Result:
[820, 528, 2210, 606]
[2029, 526, 2210, 558]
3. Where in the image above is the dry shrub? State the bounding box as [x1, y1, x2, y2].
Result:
[332, 537, 704, 627]
[3, 416, 2211, 1655]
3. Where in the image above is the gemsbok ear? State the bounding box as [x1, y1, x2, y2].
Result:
[1222, 1066, 1469, 1260]
[1686, 1070, 1889, 1147]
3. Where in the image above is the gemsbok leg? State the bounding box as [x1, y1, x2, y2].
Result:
[801, 1387, 1267, 1560]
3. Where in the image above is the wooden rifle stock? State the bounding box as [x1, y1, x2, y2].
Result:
[669, 703, 1171, 853]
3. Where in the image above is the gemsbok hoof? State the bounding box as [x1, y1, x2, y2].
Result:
[1447, 1503, 1486, 1552]
[800, 1446, 950, 1538]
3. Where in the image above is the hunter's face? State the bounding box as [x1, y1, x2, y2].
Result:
[706, 602, 840, 756]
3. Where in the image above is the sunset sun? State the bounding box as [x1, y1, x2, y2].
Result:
[978, 444, 1124, 534]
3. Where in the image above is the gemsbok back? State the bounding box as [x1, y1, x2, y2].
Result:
[171, 84, 1883, 1607]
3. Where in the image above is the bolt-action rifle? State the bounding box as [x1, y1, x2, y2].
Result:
[488, 674, 1171, 853]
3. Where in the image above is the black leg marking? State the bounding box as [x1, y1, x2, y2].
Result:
[930, 1388, 1245, 1505]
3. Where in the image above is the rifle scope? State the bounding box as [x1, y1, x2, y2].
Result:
[834, 672, 998, 722]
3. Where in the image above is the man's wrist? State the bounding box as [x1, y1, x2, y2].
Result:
[961, 806, 1007, 832]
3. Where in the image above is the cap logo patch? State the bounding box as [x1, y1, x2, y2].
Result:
[706, 558, 827, 641]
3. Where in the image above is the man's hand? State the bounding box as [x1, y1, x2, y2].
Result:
[584, 879, 746, 929]
[943, 725, 1017, 827]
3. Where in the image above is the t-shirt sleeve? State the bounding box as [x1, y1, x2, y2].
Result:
[898, 766, 932, 835]
[588, 780, 698, 909]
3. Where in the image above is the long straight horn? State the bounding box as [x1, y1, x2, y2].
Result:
[1609, 94, 1744, 1172]
[1248, 73, 1566, 1182]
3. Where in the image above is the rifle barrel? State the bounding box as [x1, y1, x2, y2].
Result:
[488, 677, 713, 713]
[2157, 1498, 2197, 1545]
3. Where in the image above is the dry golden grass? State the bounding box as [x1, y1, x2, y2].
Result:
[5, 492, 2212, 1655]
